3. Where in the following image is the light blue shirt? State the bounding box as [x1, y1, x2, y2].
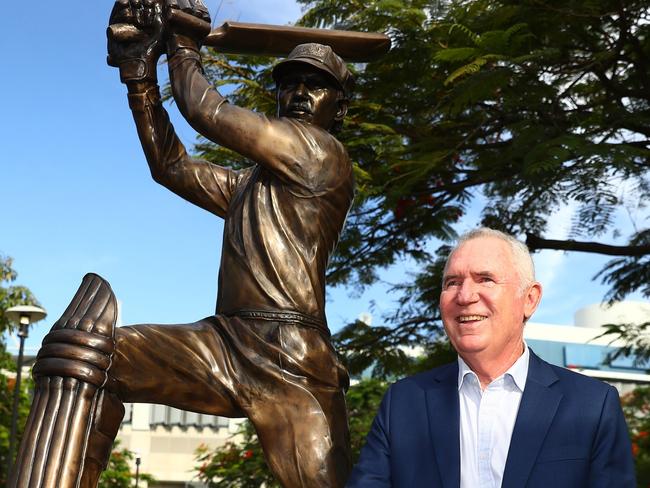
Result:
[458, 344, 530, 488]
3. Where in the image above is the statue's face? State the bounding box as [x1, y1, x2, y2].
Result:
[276, 65, 347, 131]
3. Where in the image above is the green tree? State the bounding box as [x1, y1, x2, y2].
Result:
[0, 256, 40, 484]
[195, 422, 277, 488]
[99, 440, 155, 488]
[193, 379, 387, 487]
[187, 0, 650, 377]
[172, 1, 650, 483]
[0, 256, 39, 346]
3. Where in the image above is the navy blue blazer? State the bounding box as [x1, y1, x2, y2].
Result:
[347, 351, 635, 487]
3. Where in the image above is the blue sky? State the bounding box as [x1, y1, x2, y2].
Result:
[2, 1, 644, 353]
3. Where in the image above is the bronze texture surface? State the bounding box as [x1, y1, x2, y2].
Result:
[8, 0, 382, 486]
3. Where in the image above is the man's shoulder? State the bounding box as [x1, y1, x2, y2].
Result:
[529, 351, 617, 398]
[390, 361, 458, 394]
[391, 354, 616, 396]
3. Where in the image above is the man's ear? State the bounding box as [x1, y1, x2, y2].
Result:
[523, 281, 542, 321]
[335, 97, 349, 122]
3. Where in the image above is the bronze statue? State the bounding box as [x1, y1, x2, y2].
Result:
[8, 1, 390, 487]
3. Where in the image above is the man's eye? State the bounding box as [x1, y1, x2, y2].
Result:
[445, 280, 460, 288]
[479, 277, 494, 284]
[280, 80, 299, 88]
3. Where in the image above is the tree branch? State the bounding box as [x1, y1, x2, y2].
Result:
[526, 234, 650, 256]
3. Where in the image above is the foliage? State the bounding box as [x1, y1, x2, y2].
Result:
[346, 379, 391, 463]
[596, 229, 650, 303]
[0, 256, 40, 484]
[195, 422, 277, 488]
[193, 379, 388, 487]
[184, 0, 650, 377]
[622, 387, 650, 487]
[0, 375, 32, 485]
[98, 440, 155, 488]
[0, 256, 40, 341]
[598, 320, 650, 370]
[164, 4, 650, 484]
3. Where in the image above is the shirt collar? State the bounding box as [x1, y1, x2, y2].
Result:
[457, 342, 530, 392]
[457, 355, 475, 390]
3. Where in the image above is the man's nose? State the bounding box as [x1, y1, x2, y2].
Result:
[456, 281, 479, 304]
[294, 82, 308, 96]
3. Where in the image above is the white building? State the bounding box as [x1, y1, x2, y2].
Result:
[525, 301, 650, 396]
[116, 404, 244, 488]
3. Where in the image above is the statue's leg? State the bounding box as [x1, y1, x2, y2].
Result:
[70, 318, 248, 487]
[78, 389, 124, 488]
[107, 319, 245, 416]
[250, 385, 351, 488]
[112, 316, 353, 487]
[244, 322, 352, 488]
[9, 274, 123, 488]
[14, 290, 350, 488]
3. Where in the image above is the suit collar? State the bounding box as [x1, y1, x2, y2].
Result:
[525, 348, 559, 387]
[423, 351, 561, 488]
[430, 361, 459, 386]
[502, 350, 562, 488]
[425, 362, 460, 488]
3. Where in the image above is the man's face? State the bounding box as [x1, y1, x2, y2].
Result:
[440, 237, 541, 363]
[276, 64, 347, 131]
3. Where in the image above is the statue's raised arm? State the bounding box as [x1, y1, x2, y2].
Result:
[107, 0, 239, 217]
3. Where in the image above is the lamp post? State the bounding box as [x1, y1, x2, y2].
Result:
[5, 304, 46, 479]
[134, 455, 141, 487]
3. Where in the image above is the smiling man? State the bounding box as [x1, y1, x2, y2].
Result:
[348, 227, 635, 488]
[440, 230, 541, 391]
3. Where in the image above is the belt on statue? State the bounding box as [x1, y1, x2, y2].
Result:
[226, 309, 330, 336]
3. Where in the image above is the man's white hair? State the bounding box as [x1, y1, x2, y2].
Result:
[444, 227, 536, 292]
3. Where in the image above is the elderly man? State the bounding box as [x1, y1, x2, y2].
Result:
[347, 227, 635, 488]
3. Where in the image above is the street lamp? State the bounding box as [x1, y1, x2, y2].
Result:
[134, 454, 141, 487]
[5, 304, 46, 479]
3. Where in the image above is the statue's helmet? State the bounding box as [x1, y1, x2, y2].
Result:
[272, 43, 355, 96]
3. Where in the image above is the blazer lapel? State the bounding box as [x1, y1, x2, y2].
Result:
[425, 363, 461, 488]
[502, 351, 562, 488]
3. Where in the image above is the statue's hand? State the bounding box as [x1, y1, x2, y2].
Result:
[107, 0, 166, 84]
[165, 0, 212, 55]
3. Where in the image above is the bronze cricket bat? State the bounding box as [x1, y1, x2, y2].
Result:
[109, 8, 391, 61]
[206, 21, 391, 61]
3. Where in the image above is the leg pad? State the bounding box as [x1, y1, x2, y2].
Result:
[8, 274, 123, 488]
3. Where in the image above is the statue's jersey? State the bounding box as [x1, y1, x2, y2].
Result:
[215, 119, 354, 327]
